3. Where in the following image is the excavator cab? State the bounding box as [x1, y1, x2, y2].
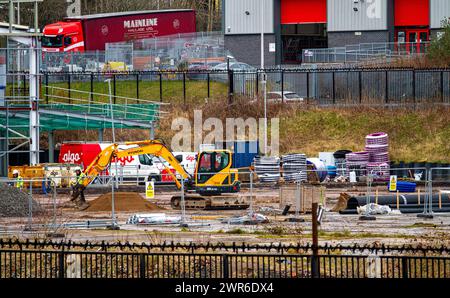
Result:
[194, 150, 240, 195]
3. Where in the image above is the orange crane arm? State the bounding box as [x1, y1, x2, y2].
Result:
[72, 140, 191, 199]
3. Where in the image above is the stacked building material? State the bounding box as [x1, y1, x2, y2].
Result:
[281, 153, 308, 182]
[333, 150, 352, 176]
[345, 151, 370, 176]
[253, 156, 281, 183]
[365, 132, 390, 180]
[307, 158, 328, 182]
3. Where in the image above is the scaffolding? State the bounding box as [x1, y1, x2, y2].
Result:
[0, 1, 164, 176]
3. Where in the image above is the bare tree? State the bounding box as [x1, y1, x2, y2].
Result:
[0, 0, 222, 31]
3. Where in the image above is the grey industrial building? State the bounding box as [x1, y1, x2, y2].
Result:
[223, 0, 450, 66]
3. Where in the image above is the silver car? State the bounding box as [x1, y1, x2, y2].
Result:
[267, 91, 304, 103]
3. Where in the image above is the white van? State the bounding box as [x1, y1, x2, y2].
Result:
[148, 152, 197, 183]
[59, 143, 196, 184]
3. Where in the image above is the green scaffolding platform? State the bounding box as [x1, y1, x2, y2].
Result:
[0, 103, 161, 132]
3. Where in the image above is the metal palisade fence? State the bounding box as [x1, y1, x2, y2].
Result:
[0, 240, 450, 278]
[36, 67, 450, 106]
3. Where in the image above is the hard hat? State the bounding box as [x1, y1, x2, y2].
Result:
[12, 170, 19, 175]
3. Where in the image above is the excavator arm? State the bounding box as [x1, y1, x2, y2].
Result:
[71, 140, 191, 200]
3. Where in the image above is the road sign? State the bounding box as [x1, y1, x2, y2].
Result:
[389, 175, 398, 192]
[269, 43, 276, 52]
[145, 181, 155, 199]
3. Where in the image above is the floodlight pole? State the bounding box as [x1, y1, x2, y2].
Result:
[261, 2, 268, 156]
[29, 37, 39, 165]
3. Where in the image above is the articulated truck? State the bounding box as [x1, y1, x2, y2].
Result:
[42, 9, 196, 52]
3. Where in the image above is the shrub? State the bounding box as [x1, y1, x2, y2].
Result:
[427, 19, 450, 66]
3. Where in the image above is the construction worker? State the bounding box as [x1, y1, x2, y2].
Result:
[12, 170, 24, 189]
[71, 169, 87, 205]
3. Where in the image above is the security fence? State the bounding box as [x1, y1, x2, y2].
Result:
[302, 42, 430, 64]
[38, 67, 450, 106]
[0, 167, 448, 232]
[0, 167, 449, 278]
[0, 239, 450, 278]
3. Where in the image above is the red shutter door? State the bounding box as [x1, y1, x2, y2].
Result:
[281, 0, 327, 24]
[394, 0, 429, 27]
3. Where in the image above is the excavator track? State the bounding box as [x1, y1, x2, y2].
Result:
[171, 194, 249, 210]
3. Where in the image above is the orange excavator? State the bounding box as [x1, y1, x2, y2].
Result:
[71, 140, 249, 210]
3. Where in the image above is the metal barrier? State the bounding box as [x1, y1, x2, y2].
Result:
[0, 245, 449, 278]
[302, 42, 431, 64]
[0, 167, 448, 232]
[39, 68, 450, 106]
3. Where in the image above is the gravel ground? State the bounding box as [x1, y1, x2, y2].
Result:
[0, 186, 449, 246]
[0, 184, 42, 217]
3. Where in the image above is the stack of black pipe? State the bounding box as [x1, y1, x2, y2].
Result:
[339, 193, 450, 214]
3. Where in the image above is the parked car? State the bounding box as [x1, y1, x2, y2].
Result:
[187, 61, 223, 80]
[267, 91, 305, 103]
[212, 62, 256, 72]
[210, 62, 256, 82]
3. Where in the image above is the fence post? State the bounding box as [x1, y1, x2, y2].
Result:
[59, 249, 65, 278]
[401, 257, 409, 278]
[228, 70, 234, 104]
[222, 255, 229, 278]
[136, 73, 139, 102]
[332, 71, 336, 104]
[385, 71, 389, 105]
[359, 71, 362, 104]
[440, 70, 444, 103]
[45, 73, 49, 104]
[139, 254, 146, 278]
[207, 73, 210, 98]
[90, 73, 94, 104]
[159, 73, 163, 102]
[183, 72, 186, 104]
[306, 72, 310, 102]
[113, 74, 116, 104]
[311, 202, 319, 278]
[412, 70, 416, 105]
[67, 73, 71, 104]
[281, 70, 284, 103]
[256, 71, 259, 96]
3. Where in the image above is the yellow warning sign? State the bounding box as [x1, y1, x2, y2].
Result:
[389, 175, 397, 192]
[145, 181, 155, 199]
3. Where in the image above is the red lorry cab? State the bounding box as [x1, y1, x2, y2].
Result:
[42, 9, 196, 53]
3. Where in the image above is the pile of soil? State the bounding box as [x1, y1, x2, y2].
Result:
[0, 183, 42, 217]
[85, 192, 164, 212]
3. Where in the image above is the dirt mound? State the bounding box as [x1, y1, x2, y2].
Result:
[85, 192, 164, 212]
[0, 183, 42, 217]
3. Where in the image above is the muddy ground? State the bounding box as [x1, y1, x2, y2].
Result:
[1, 186, 449, 247]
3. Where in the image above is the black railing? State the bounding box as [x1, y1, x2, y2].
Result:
[37, 67, 450, 106]
[1, 240, 450, 278]
[1, 248, 449, 278]
[3, 238, 450, 254]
